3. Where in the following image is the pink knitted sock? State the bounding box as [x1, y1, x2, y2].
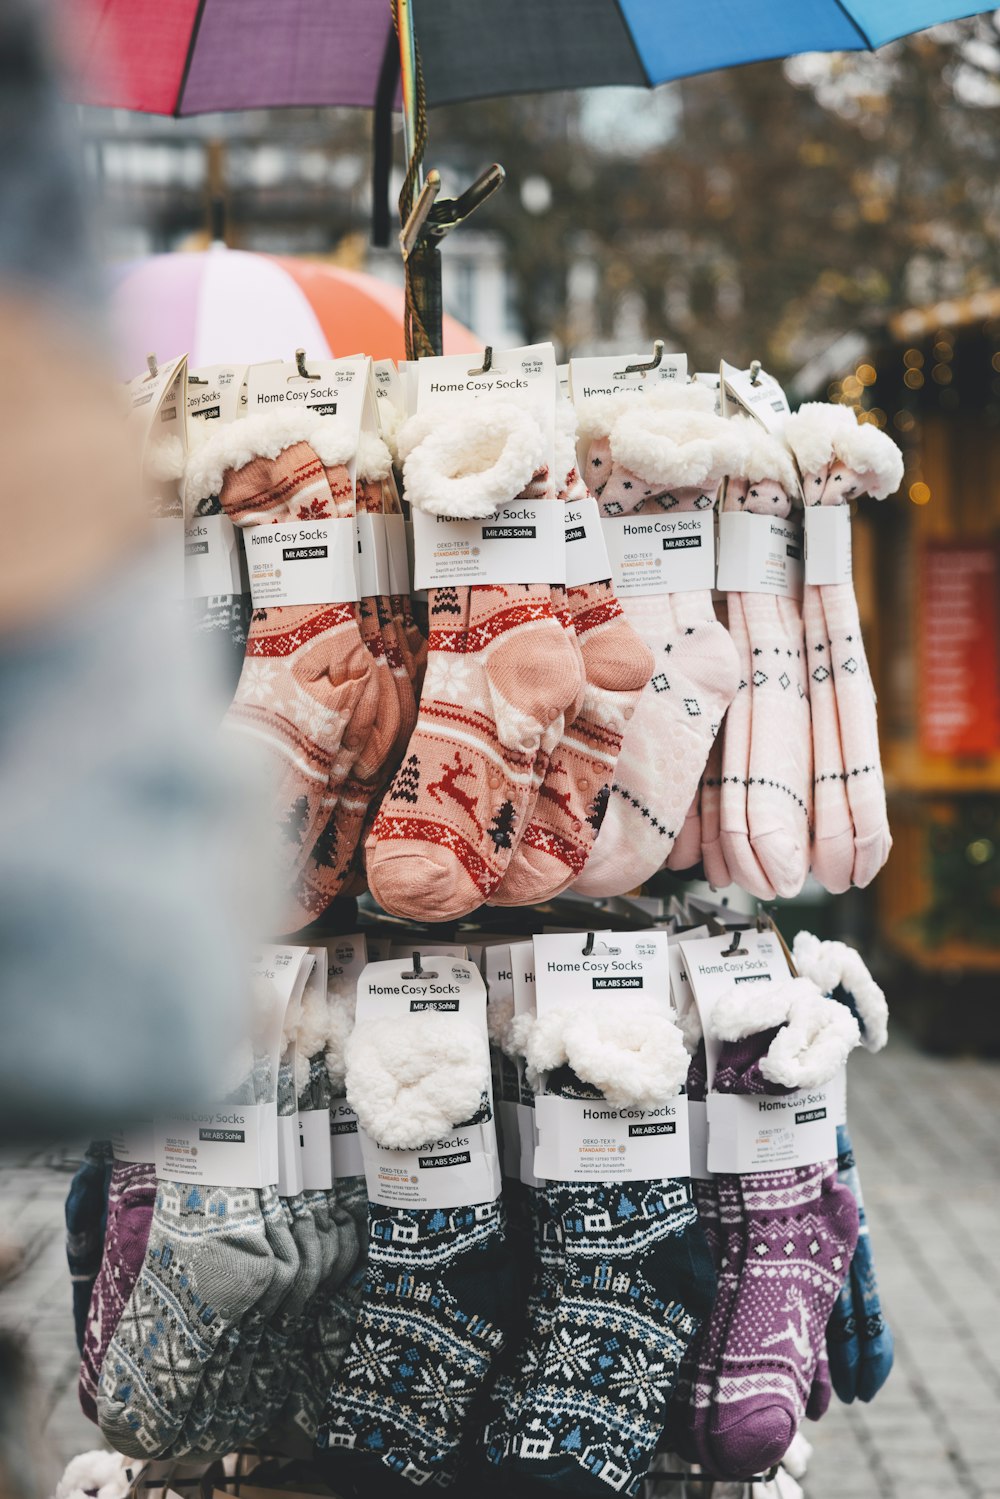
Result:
[573, 511, 740, 896]
[491, 576, 652, 902]
[186, 423, 379, 885]
[785, 404, 904, 889]
[572, 395, 744, 895]
[740, 525, 812, 897]
[667, 790, 702, 872]
[700, 599, 732, 889]
[803, 580, 854, 893]
[719, 428, 811, 899]
[717, 588, 775, 900]
[700, 732, 731, 889]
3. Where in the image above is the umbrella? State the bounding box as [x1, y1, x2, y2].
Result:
[72, 0, 990, 115]
[108, 246, 479, 377]
[71, 0, 991, 357]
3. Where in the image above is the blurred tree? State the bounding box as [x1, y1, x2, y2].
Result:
[425, 14, 1000, 379]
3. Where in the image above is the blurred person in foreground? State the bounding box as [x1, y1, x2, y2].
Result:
[0, 0, 268, 1143]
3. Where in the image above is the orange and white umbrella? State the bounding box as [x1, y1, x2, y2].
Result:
[110, 245, 479, 376]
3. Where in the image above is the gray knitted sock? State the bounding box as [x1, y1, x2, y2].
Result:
[231, 1062, 330, 1444]
[97, 1066, 274, 1458]
[197, 1062, 301, 1454]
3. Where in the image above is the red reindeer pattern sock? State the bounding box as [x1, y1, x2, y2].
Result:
[212, 441, 376, 883]
[365, 585, 546, 920]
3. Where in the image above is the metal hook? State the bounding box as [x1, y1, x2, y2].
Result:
[582, 932, 596, 957]
[722, 927, 748, 957]
[749, 359, 763, 387]
[289, 348, 321, 382]
[614, 339, 665, 380]
[402, 951, 438, 980]
[468, 346, 493, 377]
[144, 352, 158, 381]
[399, 169, 442, 259]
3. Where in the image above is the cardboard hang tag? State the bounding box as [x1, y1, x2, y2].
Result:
[353, 958, 500, 1210]
[706, 1087, 835, 1173]
[244, 356, 368, 461]
[720, 360, 791, 436]
[110, 1124, 155, 1164]
[531, 930, 689, 1182]
[564, 498, 613, 588]
[679, 928, 837, 1173]
[186, 364, 246, 430]
[509, 941, 541, 1185]
[329, 1097, 364, 1178]
[244, 516, 359, 607]
[153, 945, 313, 1189]
[804, 505, 853, 585]
[411, 501, 566, 589]
[602, 508, 716, 597]
[532, 929, 673, 1012]
[569, 352, 689, 405]
[127, 355, 187, 454]
[678, 928, 791, 1090]
[416, 342, 558, 480]
[716, 511, 803, 599]
[372, 359, 405, 437]
[534, 1091, 691, 1183]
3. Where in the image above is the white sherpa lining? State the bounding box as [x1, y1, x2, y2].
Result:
[145, 434, 186, 482]
[574, 379, 714, 445]
[377, 395, 404, 461]
[676, 1003, 704, 1054]
[344, 1012, 489, 1149]
[759, 990, 860, 1090]
[791, 931, 888, 1052]
[785, 402, 904, 499]
[731, 415, 800, 494]
[398, 401, 546, 519]
[486, 989, 518, 1058]
[291, 970, 331, 1099]
[357, 429, 393, 482]
[609, 407, 749, 491]
[518, 1004, 690, 1109]
[709, 975, 819, 1042]
[54, 1450, 131, 1499]
[555, 393, 580, 494]
[184, 407, 359, 505]
[324, 994, 357, 1095]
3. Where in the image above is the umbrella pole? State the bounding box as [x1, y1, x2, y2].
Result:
[393, 0, 504, 360]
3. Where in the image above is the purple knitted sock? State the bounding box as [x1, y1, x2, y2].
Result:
[664, 1045, 721, 1464]
[807, 1346, 832, 1421]
[78, 1163, 156, 1422]
[668, 1031, 785, 1470]
[706, 1147, 858, 1479]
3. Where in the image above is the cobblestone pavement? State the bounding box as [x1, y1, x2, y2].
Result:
[1, 1031, 998, 1497]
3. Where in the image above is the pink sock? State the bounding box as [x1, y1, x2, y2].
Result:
[743, 582, 812, 898]
[574, 513, 739, 895]
[720, 439, 811, 898]
[803, 581, 854, 893]
[784, 405, 904, 889]
[700, 599, 732, 889]
[199, 435, 377, 885]
[717, 589, 775, 900]
[700, 731, 731, 889]
[667, 789, 702, 871]
[573, 394, 744, 894]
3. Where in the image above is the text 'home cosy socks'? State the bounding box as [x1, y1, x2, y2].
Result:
[86, 347, 907, 1495]
[76, 924, 895, 1490]
[170, 361, 905, 923]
